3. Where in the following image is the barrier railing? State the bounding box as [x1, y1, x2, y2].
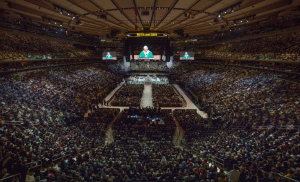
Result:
[0, 173, 21, 182]
[187, 148, 225, 168]
[278, 173, 299, 182]
[0, 61, 102, 75]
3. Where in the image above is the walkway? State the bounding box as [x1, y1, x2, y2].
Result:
[140, 84, 153, 108]
[104, 81, 125, 103]
[104, 113, 121, 145]
[172, 84, 208, 118]
[172, 114, 185, 149]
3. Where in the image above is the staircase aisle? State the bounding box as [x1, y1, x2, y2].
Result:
[140, 83, 153, 108]
[172, 114, 185, 149]
[104, 113, 121, 145]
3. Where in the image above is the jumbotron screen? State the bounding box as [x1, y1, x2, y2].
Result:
[102, 51, 117, 60]
[180, 51, 195, 60]
[131, 45, 163, 60]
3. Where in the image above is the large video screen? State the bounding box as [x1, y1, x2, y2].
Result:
[180, 51, 195, 60]
[102, 51, 117, 60]
[131, 45, 164, 61]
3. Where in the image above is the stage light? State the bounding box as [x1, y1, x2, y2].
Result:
[224, 11, 227, 14]
[73, 16, 76, 19]
[218, 14, 221, 18]
[240, 20, 242, 23]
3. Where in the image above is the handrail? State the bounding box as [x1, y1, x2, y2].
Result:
[278, 173, 299, 182]
[188, 148, 225, 168]
[26, 160, 42, 167]
[0, 173, 21, 182]
[0, 61, 103, 75]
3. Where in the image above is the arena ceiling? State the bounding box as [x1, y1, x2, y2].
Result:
[1, 0, 300, 37]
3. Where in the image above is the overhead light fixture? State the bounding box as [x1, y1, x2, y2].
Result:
[218, 14, 221, 18]
[60, 10, 63, 14]
[55, 22, 57, 24]
[240, 20, 242, 23]
[224, 11, 227, 14]
[68, 12, 70, 16]
[231, 8, 234, 13]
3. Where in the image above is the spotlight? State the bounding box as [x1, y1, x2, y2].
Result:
[224, 11, 227, 14]
[240, 20, 242, 23]
[231, 8, 234, 12]
[218, 14, 221, 18]
[73, 16, 76, 19]
[68, 12, 70, 16]
[230, 29, 232, 31]
[60, 10, 63, 14]
[55, 22, 57, 24]
[49, 21, 51, 24]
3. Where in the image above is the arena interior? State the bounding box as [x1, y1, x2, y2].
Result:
[1, 0, 300, 181]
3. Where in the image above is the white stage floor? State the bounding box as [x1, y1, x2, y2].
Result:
[96, 83, 208, 118]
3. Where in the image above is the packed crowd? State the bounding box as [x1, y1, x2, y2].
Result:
[173, 110, 211, 143]
[152, 84, 184, 107]
[199, 31, 300, 61]
[176, 64, 300, 181]
[0, 33, 99, 60]
[108, 62, 126, 74]
[0, 120, 104, 182]
[110, 84, 144, 107]
[0, 64, 121, 125]
[171, 15, 300, 47]
[77, 108, 120, 139]
[129, 62, 169, 72]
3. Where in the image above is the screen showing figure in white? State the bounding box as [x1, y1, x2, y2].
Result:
[139, 46, 154, 59]
[105, 52, 113, 59]
[102, 51, 117, 60]
[179, 51, 194, 60]
[183, 52, 190, 59]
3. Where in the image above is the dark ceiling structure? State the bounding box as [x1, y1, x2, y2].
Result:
[1, 0, 300, 37]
